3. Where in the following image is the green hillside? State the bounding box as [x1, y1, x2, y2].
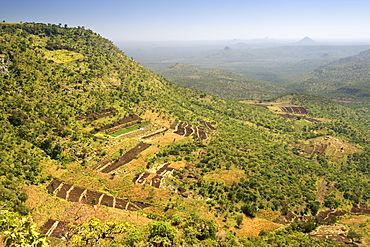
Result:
[159, 63, 286, 100]
[1, 23, 370, 246]
[290, 49, 370, 103]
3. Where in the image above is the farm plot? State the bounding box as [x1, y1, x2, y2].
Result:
[317, 210, 347, 223]
[47, 179, 148, 211]
[133, 172, 151, 184]
[279, 106, 308, 114]
[174, 121, 207, 140]
[96, 142, 151, 173]
[133, 163, 174, 189]
[309, 224, 350, 245]
[351, 203, 370, 214]
[110, 122, 150, 137]
[292, 142, 328, 155]
[200, 121, 216, 130]
[91, 114, 141, 134]
[76, 107, 118, 121]
[279, 113, 322, 123]
[41, 219, 69, 238]
[113, 122, 167, 139]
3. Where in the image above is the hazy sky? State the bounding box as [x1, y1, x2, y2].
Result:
[2, 0, 370, 42]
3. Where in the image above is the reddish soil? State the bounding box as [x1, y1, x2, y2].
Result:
[47, 179, 148, 211]
[197, 128, 207, 140]
[45, 45, 76, 51]
[41, 219, 70, 238]
[135, 172, 151, 184]
[68, 187, 85, 202]
[184, 124, 194, 137]
[351, 203, 370, 214]
[100, 195, 114, 207]
[76, 107, 118, 121]
[280, 106, 308, 114]
[133, 202, 148, 210]
[200, 121, 216, 130]
[141, 129, 168, 139]
[56, 183, 73, 200]
[279, 113, 322, 123]
[47, 179, 63, 193]
[115, 198, 129, 209]
[91, 114, 141, 133]
[174, 122, 186, 135]
[157, 163, 174, 176]
[174, 121, 208, 140]
[100, 143, 151, 173]
[83, 190, 103, 205]
[151, 175, 163, 188]
[317, 210, 347, 223]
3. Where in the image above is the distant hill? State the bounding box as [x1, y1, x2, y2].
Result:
[159, 63, 286, 100]
[328, 48, 370, 65]
[290, 49, 370, 101]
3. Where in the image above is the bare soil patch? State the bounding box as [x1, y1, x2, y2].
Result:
[92, 114, 141, 134]
[76, 107, 117, 121]
[203, 170, 245, 186]
[200, 121, 216, 130]
[47, 179, 148, 212]
[309, 223, 350, 245]
[234, 215, 281, 237]
[97, 143, 151, 173]
[280, 106, 308, 114]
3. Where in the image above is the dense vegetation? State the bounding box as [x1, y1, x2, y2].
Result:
[1, 22, 370, 246]
[159, 63, 285, 100]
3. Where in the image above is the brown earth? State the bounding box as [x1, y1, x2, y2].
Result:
[99, 142, 151, 173]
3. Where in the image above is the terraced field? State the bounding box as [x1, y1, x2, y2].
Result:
[47, 179, 148, 211]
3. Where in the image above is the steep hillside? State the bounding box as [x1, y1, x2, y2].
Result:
[1, 23, 370, 246]
[290, 49, 370, 102]
[159, 63, 286, 100]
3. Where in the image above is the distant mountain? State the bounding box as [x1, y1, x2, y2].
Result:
[296, 36, 316, 45]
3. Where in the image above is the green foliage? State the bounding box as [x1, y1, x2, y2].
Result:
[159, 63, 285, 100]
[235, 214, 243, 228]
[0, 210, 49, 247]
[110, 122, 150, 137]
[289, 220, 317, 233]
[241, 204, 257, 218]
[240, 229, 341, 246]
[67, 217, 140, 246]
[146, 221, 178, 247]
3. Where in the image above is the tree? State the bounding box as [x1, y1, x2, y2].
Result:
[67, 217, 140, 247]
[0, 210, 49, 247]
[146, 221, 178, 247]
[241, 204, 257, 218]
[235, 214, 243, 228]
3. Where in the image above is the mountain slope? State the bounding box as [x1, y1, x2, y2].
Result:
[159, 63, 286, 100]
[1, 23, 370, 246]
[290, 49, 370, 101]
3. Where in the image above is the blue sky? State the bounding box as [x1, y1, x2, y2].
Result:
[2, 0, 370, 42]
